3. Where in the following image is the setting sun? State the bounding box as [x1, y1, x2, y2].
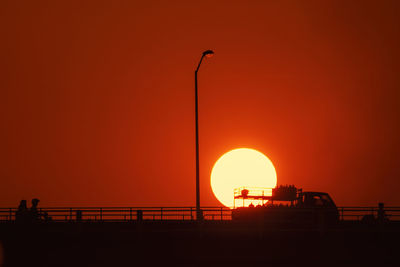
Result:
[210, 148, 277, 208]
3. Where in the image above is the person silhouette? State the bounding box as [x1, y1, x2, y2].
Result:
[30, 198, 40, 221]
[15, 200, 28, 222]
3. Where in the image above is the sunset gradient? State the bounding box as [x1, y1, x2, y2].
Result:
[1, 0, 400, 207]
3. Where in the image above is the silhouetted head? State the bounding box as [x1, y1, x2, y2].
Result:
[32, 198, 40, 207]
[18, 200, 27, 209]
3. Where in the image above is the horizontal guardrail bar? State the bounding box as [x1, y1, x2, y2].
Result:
[0, 206, 399, 222]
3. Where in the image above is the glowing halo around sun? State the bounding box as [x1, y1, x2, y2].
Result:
[210, 148, 277, 208]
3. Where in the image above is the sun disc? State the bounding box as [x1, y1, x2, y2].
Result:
[210, 148, 277, 208]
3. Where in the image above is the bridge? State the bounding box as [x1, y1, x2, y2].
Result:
[1, 205, 400, 222]
[1, 205, 400, 266]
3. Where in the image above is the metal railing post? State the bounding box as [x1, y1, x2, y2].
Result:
[100, 208, 103, 221]
[378, 203, 385, 223]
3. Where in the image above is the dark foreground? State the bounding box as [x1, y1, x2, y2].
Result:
[1, 221, 399, 267]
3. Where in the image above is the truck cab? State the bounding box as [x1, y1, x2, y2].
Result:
[297, 191, 339, 224]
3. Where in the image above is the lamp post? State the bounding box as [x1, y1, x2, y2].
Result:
[195, 50, 214, 221]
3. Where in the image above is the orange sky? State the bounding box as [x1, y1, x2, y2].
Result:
[1, 0, 400, 207]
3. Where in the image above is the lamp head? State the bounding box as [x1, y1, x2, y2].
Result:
[203, 50, 214, 58]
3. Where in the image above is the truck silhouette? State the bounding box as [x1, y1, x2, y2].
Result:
[232, 185, 339, 226]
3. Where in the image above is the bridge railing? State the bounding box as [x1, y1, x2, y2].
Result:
[0, 207, 232, 222]
[338, 206, 400, 221]
[1, 206, 399, 222]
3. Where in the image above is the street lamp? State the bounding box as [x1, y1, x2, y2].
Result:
[194, 49, 214, 221]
